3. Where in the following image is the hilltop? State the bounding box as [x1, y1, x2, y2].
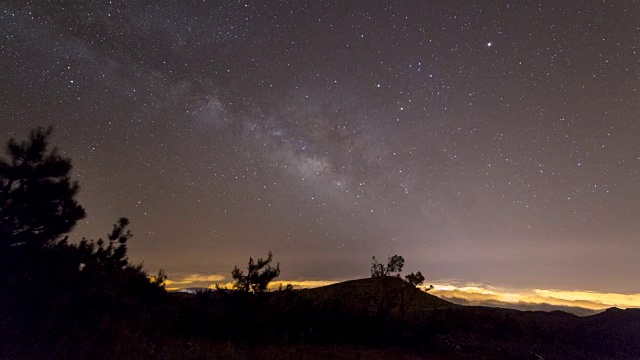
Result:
[299, 276, 456, 312]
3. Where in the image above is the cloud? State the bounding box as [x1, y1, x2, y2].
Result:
[268, 280, 338, 289]
[430, 282, 640, 313]
[441, 296, 601, 316]
[532, 289, 640, 308]
[165, 273, 227, 290]
[164, 274, 640, 315]
[165, 272, 342, 291]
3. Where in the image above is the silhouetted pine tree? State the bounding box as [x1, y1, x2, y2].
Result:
[0, 128, 166, 359]
[0, 127, 85, 249]
[232, 251, 280, 293]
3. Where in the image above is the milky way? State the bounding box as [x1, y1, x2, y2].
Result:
[2, 1, 639, 292]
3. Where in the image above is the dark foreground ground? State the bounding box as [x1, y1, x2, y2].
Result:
[2, 277, 639, 360]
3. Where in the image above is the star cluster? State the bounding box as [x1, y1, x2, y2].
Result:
[2, 1, 639, 291]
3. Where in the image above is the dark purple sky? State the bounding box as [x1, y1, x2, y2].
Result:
[2, 1, 639, 293]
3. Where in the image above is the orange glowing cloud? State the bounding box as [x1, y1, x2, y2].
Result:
[164, 273, 338, 291]
[164, 274, 640, 315]
[164, 273, 227, 290]
[430, 282, 640, 313]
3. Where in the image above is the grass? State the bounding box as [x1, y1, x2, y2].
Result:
[123, 340, 438, 360]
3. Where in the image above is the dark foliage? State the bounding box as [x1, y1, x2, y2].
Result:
[371, 254, 404, 277]
[0, 128, 166, 359]
[231, 251, 280, 293]
[0, 127, 85, 248]
[404, 271, 425, 287]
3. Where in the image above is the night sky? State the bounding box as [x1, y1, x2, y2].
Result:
[2, 1, 639, 304]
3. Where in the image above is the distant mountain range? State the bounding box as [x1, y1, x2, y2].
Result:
[439, 295, 604, 316]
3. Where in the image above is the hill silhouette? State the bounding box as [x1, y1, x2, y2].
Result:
[158, 278, 640, 359]
[292, 278, 640, 359]
[574, 307, 640, 356]
[299, 276, 456, 313]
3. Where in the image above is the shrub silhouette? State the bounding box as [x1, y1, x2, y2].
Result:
[231, 251, 280, 293]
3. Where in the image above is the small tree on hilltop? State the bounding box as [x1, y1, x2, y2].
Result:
[371, 254, 405, 277]
[232, 251, 280, 293]
[370, 254, 433, 319]
[0, 127, 86, 248]
[404, 271, 425, 287]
